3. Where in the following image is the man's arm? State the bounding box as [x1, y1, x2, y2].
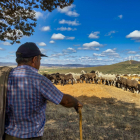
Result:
[40, 77, 83, 112]
[59, 94, 83, 113]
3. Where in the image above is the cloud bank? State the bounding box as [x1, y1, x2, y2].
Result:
[88, 32, 100, 39]
[51, 33, 65, 40]
[59, 19, 80, 26]
[126, 30, 140, 42]
[57, 4, 79, 17]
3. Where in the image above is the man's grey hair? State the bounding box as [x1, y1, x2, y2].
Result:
[16, 57, 34, 64]
[16, 55, 40, 64]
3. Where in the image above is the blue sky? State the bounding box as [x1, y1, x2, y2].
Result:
[1, 0, 140, 65]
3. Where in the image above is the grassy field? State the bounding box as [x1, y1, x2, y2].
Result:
[39, 60, 140, 75]
[42, 83, 140, 140]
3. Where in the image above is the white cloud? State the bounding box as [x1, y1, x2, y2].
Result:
[105, 31, 117, 36]
[50, 53, 63, 58]
[135, 54, 140, 60]
[79, 56, 103, 62]
[38, 42, 46, 46]
[0, 47, 5, 50]
[66, 11, 79, 17]
[79, 56, 93, 60]
[65, 55, 77, 58]
[126, 30, 140, 41]
[95, 58, 103, 61]
[35, 11, 43, 19]
[88, 31, 100, 39]
[135, 54, 140, 57]
[63, 47, 76, 54]
[57, 4, 79, 17]
[93, 53, 105, 57]
[59, 19, 80, 26]
[41, 26, 50, 31]
[56, 27, 77, 31]
[113, 48, 117, 51]
[40, 48, 46, 54]
[58, 5, 74, 13]
[78, 48, 99, 51]
[128, 51, 136, 54]
[42, 55, 121, 65]
[67, 47, 76, 52]
[109, 58, 115, 61]
[103, 49, 115, 53]
[43, 58, 76, 64]
[51, 33, 65, 40]
[83, 41, 102, 48]
[49, 40, 55, 44]
[2, 42, 11, 45]
[66, 37, 75, 40]
[78, 41, 103, 50]
[126, 30, 140, 38]
[93, 53, 99, 56]
[118, 15, 123, 19]
[102, 49, 120, 58]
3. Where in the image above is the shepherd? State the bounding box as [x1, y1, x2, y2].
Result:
[3, 42, 83, 140]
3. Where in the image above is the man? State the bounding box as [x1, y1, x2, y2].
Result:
[4, 42, 83, 140]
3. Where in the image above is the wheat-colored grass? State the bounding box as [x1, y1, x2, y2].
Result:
[43, 83, 140, 140]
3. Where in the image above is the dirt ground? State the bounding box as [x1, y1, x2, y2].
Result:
[56, 83, 140, 108]
[43, 83, 140, 140]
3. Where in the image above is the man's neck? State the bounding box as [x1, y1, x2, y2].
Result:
[18, 64, 31, 67]
[17, 64, 38, 70]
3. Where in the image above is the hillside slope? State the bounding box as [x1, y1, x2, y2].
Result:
[39, 60, 140, 74]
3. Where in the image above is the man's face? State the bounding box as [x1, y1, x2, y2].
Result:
[34, 55, 41, 70]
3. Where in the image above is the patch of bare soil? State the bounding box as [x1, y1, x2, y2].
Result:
[43, 83, 140, 140]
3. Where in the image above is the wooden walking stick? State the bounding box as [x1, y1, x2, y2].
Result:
[79, 107, 83, 140]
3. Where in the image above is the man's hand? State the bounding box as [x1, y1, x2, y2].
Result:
[60, 94, 83, 113]
[74, 101, 83, 113]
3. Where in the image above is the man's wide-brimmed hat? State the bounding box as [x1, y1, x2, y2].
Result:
[16, 42, 48, 58]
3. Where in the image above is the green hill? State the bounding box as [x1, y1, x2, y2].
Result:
[113, 60, 140, 65]
[39, 60, 140, 74]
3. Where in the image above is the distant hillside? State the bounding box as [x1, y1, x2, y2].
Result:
[39, 60, 140, 74]
[114, 60, 140, 65]
[75, 60, 140, 74]
[41, 63, 102, 67]
[1, 60, 140, 74]
[0, 62, 16, 66]
[0, 62, 102, 68]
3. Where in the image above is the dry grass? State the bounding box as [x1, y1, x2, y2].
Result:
[42, 83, 140, 140]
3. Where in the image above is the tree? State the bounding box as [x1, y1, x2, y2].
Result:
[0, 0, 74, 44]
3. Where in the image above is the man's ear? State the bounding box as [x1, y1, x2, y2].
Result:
[32, 56, 38, 64]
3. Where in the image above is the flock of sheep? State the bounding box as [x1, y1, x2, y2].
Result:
[43, 70, 140, 94]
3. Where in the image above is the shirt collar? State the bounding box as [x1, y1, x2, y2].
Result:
[15, 65, 38, 73]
